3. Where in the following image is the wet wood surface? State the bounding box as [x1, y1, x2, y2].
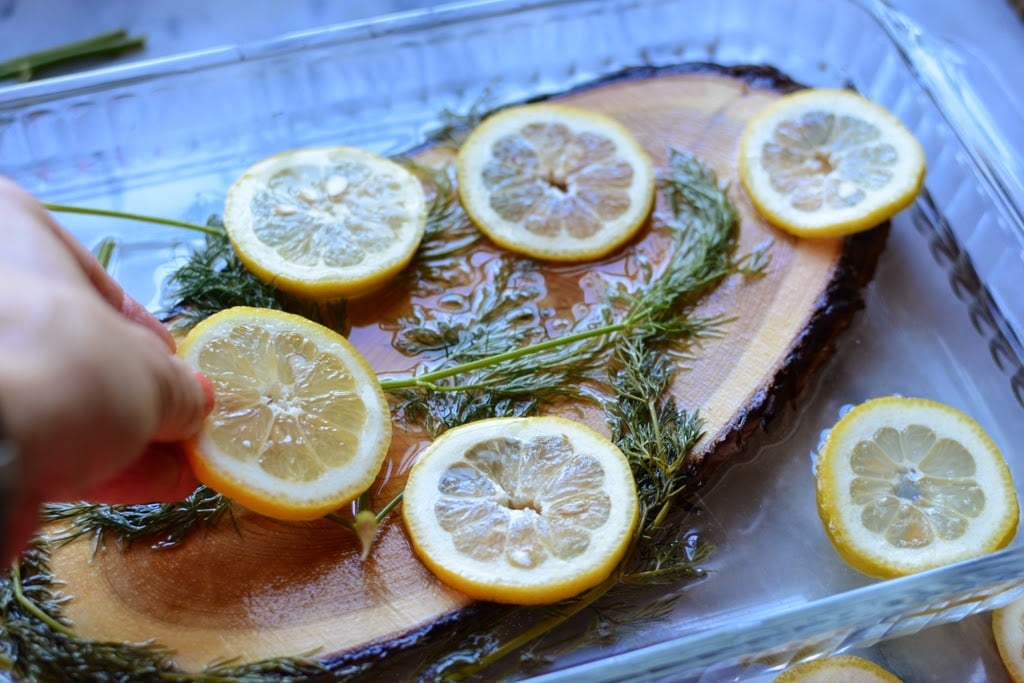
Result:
[48, 66, 887, 671]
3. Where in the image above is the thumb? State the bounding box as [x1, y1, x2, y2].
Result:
[152, 358, 216, 442]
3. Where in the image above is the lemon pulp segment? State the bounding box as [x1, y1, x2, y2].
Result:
[179, 306, 391, 520]
[224, 146, 427, 298]
[815, 396, 1018, 577]
[739, 89, 925, 237]
[402, 416, 639, 604]
[457, 104, 655, 261]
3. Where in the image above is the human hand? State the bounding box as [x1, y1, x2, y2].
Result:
[0, 177, 214, 563]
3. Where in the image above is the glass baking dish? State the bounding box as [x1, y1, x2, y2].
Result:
[2, 0, 1024, 680]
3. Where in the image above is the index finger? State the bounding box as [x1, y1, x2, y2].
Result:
[0, 177, 176, 350]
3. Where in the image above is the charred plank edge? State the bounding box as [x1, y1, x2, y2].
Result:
[317, 62, 890, 672]
[688, 223, 890, 486]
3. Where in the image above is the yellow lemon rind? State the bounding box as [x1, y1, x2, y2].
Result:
[773, 654, 902, 682]
[224, 146, 427, 299]
[815, 396, 1018, 579]
[178, 306, 392, 521]
[994, 597, 1024, 683]
[402, 416, 639, 605]
[738, 88, 926, 239]
[456, 103, 656, 262]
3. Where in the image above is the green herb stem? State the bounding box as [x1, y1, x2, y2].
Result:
[0, 30, 146, 82]
[443, 573, 620, 681]
[44, 203, 223, 237]
[379, 322, 629, 392]
[374, 492, 404, 523]
[93, 238, 117, 270]
[9, 564, 74, 638]
[324, 492, 404, 529]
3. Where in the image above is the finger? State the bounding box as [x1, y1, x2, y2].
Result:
[151, 356, 216, 443]
[0, 176, 175, 351]
[0, 177, 83, 279]
[83, 442, 202, 505]
[41, 209, 178, 352]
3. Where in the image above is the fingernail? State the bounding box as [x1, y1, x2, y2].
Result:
[193, 371, 216, 414]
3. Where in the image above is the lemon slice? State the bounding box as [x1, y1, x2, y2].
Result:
[224, 146, 427, 298]
[402, 416, 639, 604]
[456, 103, 656, 261]
[773, 655, 902, 682]
[994, 595, 1024, 682]
[815, 396, 1018, 578]
[738, 89, 925, 238]
[178, 306, 392, 521]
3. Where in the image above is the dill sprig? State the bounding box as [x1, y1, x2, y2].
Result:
[390, 256, 544, 359]
[2, 545, 178, 681]
[383, 150, 763, 416]
[418, 337, 713, 681]
[162, 221, 281, 327]
[1, 547, 369, 681]
[610, 337, 714, 585]
[42, 486, 234, 551]
[424, 93, 499, 148]
[398, 161, 482, 292]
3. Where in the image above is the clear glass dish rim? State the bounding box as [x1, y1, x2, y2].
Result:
[535, 546, 1024, 681]
[1, 0, 1020, 232]
[4, 0, 1024, 679]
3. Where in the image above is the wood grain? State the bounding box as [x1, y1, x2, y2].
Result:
[48, 66, 887, 671]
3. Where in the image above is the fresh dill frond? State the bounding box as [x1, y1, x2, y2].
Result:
[162, 220, 280, 328]
[1, 546, 372, 681]
[609, 336, 703, 516]
[385, 150, 759, 422]
[607, 336, 713, 584]
[42, 486, 234, 551]
[394, 386, 539, 438]
[201, 655, 363, 682]
[398, 161, 482, 293]
[2, 545, 179, 681]
[391, 256, 545, 358]
[94, 237, 117, 270]
[425, 92, 499, 148]
[620, 149, 760, 345]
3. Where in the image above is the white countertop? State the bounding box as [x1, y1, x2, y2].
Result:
[2, 1, 1023, 681]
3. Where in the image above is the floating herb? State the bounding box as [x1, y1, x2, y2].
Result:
[42, 486, 234, 551]
[9, 139, 765, 679]
[162, 225, 281, 328]
[418, 336, 714, 680]
[397, 161, 482, 292]
[383, 150, 764, 429]
[2, 546, 373, 681]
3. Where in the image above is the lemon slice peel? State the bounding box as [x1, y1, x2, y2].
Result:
[738, 88, 925, 238]
[402, 416, 640, 605]
[773, 654, 903, 682]
[994, 595, 1024, 683]
[815, 396, 1018, 578]
[224, 146, 428, 299]
[178, 306, 392, 521]
[457, 103, 656, 262]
